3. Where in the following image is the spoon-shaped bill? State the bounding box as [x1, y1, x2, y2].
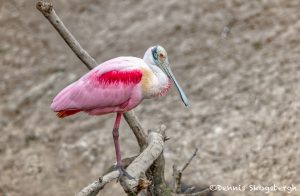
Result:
[165, 66, 189, 106]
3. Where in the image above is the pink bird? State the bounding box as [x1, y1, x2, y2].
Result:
[51, 45, 189, 178]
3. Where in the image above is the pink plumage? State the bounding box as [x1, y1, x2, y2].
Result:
[51, 57, 144, 118]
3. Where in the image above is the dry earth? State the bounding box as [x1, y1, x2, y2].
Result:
[1, 0, 300, 196]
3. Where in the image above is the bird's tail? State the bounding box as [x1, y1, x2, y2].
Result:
[57, 109, 81, 118]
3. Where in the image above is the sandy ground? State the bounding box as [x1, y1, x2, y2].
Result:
[1, 0, 300, 196]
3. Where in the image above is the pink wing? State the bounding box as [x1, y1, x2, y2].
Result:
[51, 57, 143, 117]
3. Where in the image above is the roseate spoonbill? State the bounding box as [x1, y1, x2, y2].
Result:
[51, 45, 189, 178]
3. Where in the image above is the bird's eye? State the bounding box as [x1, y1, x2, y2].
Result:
[159, 53, 165, 58]
[151, 47, 158, 60]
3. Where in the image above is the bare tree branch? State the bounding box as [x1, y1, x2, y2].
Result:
[144, 125, 172, 195]
[75, 130, 165, 196]
[172, 165, 182, 194]
[123, 110, 148, 150]
[120, 130, 165, 193]
[36, 0, 148, 149]
[147, 153, 172, 196]
[36, 0, 96, 70]
[75, 171, 119, 196]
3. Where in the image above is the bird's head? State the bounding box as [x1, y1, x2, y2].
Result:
[144, 45, 189, 106]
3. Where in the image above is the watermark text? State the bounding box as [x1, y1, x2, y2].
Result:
[209, 184, 296, 194]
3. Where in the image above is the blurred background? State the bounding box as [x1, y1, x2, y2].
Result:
[1, 0, 300, 195]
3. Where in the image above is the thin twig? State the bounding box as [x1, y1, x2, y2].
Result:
[36, 0, 148, 149]
[181, 148, 198, 172]
[173, 148, 199, 194]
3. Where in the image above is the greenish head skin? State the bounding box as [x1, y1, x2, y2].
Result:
[151, 45, 189, 107]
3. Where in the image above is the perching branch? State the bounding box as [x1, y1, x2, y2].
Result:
[75, 171, 119, 196]
[36, 0, 147, 149]
[120, 130, 165, 193]
[75, 130, 165, 196]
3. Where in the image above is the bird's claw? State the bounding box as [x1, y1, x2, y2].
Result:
[114, 164, 134, 182]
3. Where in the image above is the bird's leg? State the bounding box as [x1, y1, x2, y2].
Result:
[112, 112, 134, 180]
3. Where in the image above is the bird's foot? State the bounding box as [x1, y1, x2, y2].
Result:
[114, 164, 134, 182]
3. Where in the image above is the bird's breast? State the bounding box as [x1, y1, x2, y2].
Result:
[141, 68, 171, 98]
[156, 79, 171, 97]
